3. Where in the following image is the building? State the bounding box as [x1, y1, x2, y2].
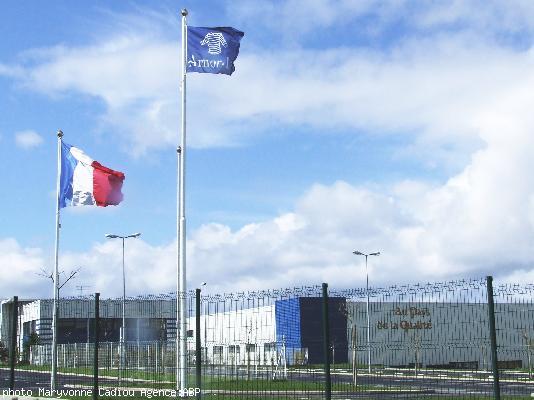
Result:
[0, 298, 34, 358]
[0, 297, 177, 357]
[187, 297, 348, 366]
[1, 295, 347, 367]
[1, 295, 532, 370]
[346, 301, 534, 369]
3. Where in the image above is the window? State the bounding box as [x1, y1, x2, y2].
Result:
[263, 342, 277, 364]
[213, 346, 223, 356]
[264, 342, 276, 352]
[229, 344, 240, 353]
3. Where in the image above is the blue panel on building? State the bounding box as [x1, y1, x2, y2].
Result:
[275, 298, 301, 349]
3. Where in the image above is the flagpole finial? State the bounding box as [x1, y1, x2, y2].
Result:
[181, 8, 188, 17]
[57, 129, 63, 138]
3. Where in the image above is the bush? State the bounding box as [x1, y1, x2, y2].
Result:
[22, 332, 40, 363]
[0, 341, 8, 364]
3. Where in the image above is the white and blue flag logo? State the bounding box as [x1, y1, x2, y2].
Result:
[187, 26, 244, 75]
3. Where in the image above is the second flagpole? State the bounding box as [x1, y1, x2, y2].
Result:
[51, 129, 63, 392]
[177, 8, 188, 392]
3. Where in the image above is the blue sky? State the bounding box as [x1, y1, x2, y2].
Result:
[2, 0, 534, 298]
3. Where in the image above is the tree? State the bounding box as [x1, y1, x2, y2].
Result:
[0, 341, 8, 364]
[22, 332, 40, 364]
[339, 302, 358, 386]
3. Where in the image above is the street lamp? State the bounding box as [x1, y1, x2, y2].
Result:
[200, 283, 207, 366]
[105, 232, 141, 377]
[353, 250, 380, 374]
[195, 282, 206, 391]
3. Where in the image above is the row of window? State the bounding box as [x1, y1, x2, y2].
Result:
[212, 342, 277, 356]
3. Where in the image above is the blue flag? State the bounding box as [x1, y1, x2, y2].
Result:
[187, 26, 244, 75]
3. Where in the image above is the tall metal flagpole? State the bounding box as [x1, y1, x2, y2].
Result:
[51, 129, 63, 392]
[176, 144, 181, 390]
[365, 256, 371, 374]
[178, 8, 188, 392]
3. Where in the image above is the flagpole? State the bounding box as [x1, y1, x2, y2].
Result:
[51, 129, 62, 392]
[176, 144, 181, 390]
[178, 8, 188, 392]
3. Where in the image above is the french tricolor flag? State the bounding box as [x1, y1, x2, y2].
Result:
[59, 142, 125, 208]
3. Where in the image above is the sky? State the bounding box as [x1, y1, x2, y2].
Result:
[2, 0, 534, 298]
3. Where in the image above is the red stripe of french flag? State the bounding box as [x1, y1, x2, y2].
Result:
[91, 161, 125, 207]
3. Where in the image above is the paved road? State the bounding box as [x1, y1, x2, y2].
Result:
[1, 367, 533, 397]
[302, 368, 534, 397]
[0, 369, 118, 392]
[201, 366, 534, 397]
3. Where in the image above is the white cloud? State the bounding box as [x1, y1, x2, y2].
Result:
[0, 239, 45, 299]
[14, 130, 43, 149]
[60, 240, 177, 297]
[0, 7, 518, 157]
[231, 0, 534, 40]
[17, 35, 181, 156]
[2, 3, 534, 297]
[230, 0, 377, 38]
[185, 161, 534, 293]
[8, 99, 534, 296]
[3, 130, 534, 297]
[0, 63, 23, 79]
[2, 25, 530, 168]
[0, 2, 530, 162]
[411, 0, 534, 34]
[0, 237, 177, 299]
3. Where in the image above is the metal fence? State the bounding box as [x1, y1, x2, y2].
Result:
[1, 276, 533, 399]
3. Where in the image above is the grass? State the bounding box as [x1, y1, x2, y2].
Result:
[7, 363, 387, 392]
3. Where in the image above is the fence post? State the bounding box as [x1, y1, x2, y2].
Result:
[196, 288, 201, 399]
[9, 296, 18, 391]
[322, 283, 331, 400]
[156, 342, 159, 372]
[351, 324, 357, 386]
[93, 293, 100, 400]
[486, 276, 501, 400]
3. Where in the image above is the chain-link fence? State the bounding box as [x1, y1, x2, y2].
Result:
[1, 277, 533, 399]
